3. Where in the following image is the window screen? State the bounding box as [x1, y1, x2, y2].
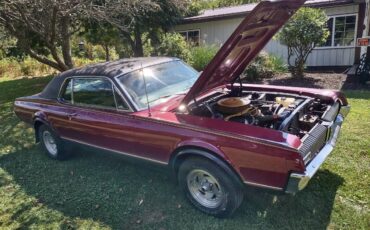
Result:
[177, 30, 200, 46]
[188, 30, 200, 46]
[321, 15, 357, 47]
[334, 15, 356, 46]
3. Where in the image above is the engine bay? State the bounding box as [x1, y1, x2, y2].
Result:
[189, 91, 337, 138]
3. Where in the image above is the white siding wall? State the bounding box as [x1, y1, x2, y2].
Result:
[175, 5, 359, 67]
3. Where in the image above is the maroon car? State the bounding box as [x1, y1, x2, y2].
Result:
[14, 0, 350, 217]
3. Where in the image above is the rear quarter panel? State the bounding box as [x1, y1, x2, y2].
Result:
[14, 98, 42, 125]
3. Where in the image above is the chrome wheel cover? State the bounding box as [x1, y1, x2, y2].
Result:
[187, 169, 224, 208]
[42, 130, 58, 156]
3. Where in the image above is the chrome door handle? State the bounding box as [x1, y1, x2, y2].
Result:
[68, 113, 78, 120]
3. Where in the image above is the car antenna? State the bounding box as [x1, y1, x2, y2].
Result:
[141, 63, 152, 117]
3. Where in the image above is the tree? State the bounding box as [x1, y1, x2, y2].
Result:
[277, 7, 329, 78]
[0, 0, 87, 71]
[0, 26, 19, 58]
[156, 33, 192, 63]
[90, 0, 187, 57]
[83, 22, 121, 61]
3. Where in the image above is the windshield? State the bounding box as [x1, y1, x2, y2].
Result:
[117, 60, 199, 110]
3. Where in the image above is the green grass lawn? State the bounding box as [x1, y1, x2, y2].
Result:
[0, 77, 369, 229]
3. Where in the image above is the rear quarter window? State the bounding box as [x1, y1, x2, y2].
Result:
[61, 79, 72, 103]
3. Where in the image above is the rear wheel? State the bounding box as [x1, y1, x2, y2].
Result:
[38, 125, 69, 160]
[178, 157, 244, 217]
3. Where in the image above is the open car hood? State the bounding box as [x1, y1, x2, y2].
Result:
[182, 0, 306, 105]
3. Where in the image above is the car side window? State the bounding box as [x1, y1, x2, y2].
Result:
[61, 79, 73, 103]
[60, 77, 130, 111]
[73, 78, 116, 108]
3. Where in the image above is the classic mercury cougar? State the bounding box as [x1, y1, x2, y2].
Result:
[14, 0, 350, 217]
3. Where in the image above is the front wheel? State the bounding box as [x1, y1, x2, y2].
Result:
[178, 157, 244, 217]
[38, 125, 69, 160]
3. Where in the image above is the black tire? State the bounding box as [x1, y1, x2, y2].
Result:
[178, 157, 244, 217]
[38, 124, 69, 160]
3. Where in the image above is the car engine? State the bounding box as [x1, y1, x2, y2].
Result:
[189, 91, 337, 138]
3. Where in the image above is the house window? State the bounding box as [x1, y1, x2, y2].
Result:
[178, 30, 200, 46]
[322, 15, 357, 47]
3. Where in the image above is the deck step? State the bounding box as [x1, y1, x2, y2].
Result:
[346, 64, 358, 77]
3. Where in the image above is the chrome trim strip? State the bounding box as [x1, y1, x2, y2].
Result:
[61, 136, 168, 165]
[244, 181, 283, 191]
[286, 114, 344, 194]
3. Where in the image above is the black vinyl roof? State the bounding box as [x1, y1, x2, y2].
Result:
[39, 57, 178, 100]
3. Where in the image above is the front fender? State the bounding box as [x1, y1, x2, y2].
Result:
[175, 139, 229, 161]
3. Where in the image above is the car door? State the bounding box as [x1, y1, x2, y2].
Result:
[54, 76, 169, 164]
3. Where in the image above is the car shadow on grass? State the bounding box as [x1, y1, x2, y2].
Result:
[0, 145, 344, 230]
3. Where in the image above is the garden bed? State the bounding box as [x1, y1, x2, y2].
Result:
[249, 73, 370, 91]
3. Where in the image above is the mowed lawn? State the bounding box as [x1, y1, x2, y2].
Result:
[0, 76, 369, 230]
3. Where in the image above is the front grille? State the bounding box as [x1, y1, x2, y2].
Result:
[322, 102, 340, 122]
[299, 124, 328, 163]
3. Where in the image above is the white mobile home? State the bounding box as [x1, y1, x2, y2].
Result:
[175, 0, 369, 68]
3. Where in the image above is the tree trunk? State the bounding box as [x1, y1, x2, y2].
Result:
[133, 28, 144, 57]
[26, 48, 66, 72]
[60, 15, 74, 69]
[103, 44, 110, 61]
[294, 58, 305, 78]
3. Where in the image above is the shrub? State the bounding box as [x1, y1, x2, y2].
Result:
[0, 58, 22, 78]
[277, 7, 329, 78]
[190, 45, 218, 71]
[156, 33, 192, 63]
[269, 55, 288, 73]
[243, 51, 287, 81]
[73, 58, 104, 67]
[0, 57, 103, 80]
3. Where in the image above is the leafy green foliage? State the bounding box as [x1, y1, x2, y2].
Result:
[0, 0, 87, 71]
[277, 7, 330, 78]
[82, 23, 121, 61]
[155, 33, 192, 63]
[0, 57, 102, 80]
[0, 26, 24, 59]
[190, 45, 219, 71]
[91, 0, 187, 57]
[186, 45, 287, 79]
[243, 52, 287, 81]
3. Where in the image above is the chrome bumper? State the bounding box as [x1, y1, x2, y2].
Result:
[286, 105, 350, 194]
[339, 105, 351, 118]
